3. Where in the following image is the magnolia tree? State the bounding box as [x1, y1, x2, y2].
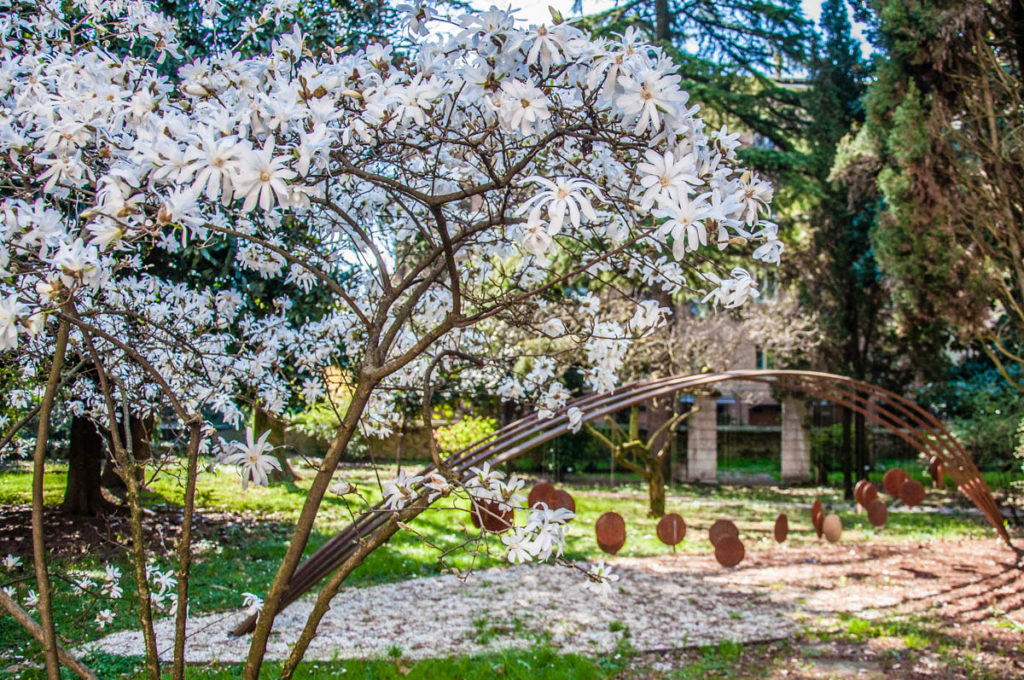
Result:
[0, 0, 780, 677]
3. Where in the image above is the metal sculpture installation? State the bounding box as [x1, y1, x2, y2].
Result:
[233, 369, 1011, 635]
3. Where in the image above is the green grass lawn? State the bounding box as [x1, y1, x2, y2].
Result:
[0, 458, 1013, 678]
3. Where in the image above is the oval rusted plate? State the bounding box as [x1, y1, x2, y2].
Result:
[714, 535, 745, 567]
[656, 513, 686, 546]
[822, 514, 842, 543]
[861, 482, 879, 506]
[811, 499, 824, 538]
[708, 519, 739, 547]
[854, 479, 869, 506]
[595, 511, 626, 555]
[866, 499, 888, 527]
[929, 457, 943, 487]
[882, 468, 909, 496]
[528, 482, 557, 509]
[470, 500, 513, 534]
[774, 513, 789, 543]
[550, 489, 576, 515]
[899, 479, 926, 507]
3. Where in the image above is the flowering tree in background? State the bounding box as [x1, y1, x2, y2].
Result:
[0, 1, 779, 677]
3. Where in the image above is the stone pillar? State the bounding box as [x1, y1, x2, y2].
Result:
[781, 397, 811, 483]
[686, 395, 718, 482]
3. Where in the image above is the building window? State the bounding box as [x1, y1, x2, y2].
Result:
[756, 348, 775, 370]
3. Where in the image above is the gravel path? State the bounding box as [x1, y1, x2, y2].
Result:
[83, 559, 795, 662]
[83, 537, 1023, 666]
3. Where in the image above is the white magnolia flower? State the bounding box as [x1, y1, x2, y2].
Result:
[398, 2, 432, 36]
[49, 239, 100, 288]
[654, 195, 713, 258]
[567, 406, 584, 433]
[102, 565, 123, 599]
[524, 24, 567, 74]
[502, 528, 532, 564]
[520, 222, 553, 258]
[734, 172, 774, 225]
[147, 566, 177, 594]
[1, 554, 21, 571]
[629, 300, 667, 334]
[242, 592, 263, 614]
[701, 268, 760, 308]
[184, 129, 242, 203]
[73, 573, 97, 592]
[220, 427, 282, 489]
[540, 317, 567, 337]
[96, 609, 115, 629]
[498, 79, 550, 135]
[712, 125, 743, 157]
[466, 461, 503, 499]
[24, 589, 38, 608]
[423, 472, 451, 500]
[616, 69, 687, 135]
[636, 149, 701, 211]
[330, 479, 354, 495]
[234, 139, 297, 212]
[382, 469, 423, 511]
[519, 177, 602, 235]
[584, 561, 619, 597]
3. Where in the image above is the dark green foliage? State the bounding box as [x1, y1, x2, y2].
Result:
[155, 0, 394, 58]
[581, 0, 814, 195]
[855, 0, 1024, 385]
[918, 349, 1024, 471]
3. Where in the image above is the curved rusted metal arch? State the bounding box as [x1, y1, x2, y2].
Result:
[234, 370, 1011, 635]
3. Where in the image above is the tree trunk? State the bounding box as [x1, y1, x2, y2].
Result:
[62, 416, 117, 515]
[647, 462, 666, 518]
[101, 415, 154, 494]
[655, 0, 671, 41]
[646, 396, 672, 464]
[854, 409, 867, 478]
[253, 406, 299, 483]
[841, 406, 853, 499]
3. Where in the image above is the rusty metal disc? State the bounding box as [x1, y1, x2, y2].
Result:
[708, 519, 739, 547]
[595, 512, 626, 555]
[822, 514, 842, 543]
[899, 479, 926, 507]
[861, 482, 879, 506]
[855, 479, 878, 507]
[854, 479, 869, 506]
[527, 481, 557, 509]
[656, 513, 686, 546]
[550, 489, 576, 514]
[811, 499, 824, 538]
[470, 500, 513, 534]
[882, 468, 909, 496]
[866, 499, 888, 527]
[714, 535, 745, 567]
[929, 457, 944, 488]
[774, 513, 789, 543]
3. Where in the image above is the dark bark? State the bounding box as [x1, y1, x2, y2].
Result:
[655, 0, 671, 41]
[62, 416, 117, 515]
[647, 462, 666, 517]
[101, 415, 154, 492]
[841, 407, 853, 500]
[854, 409, 867, 477]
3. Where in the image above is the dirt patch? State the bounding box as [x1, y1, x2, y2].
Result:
[629, 538, 1024, 678]
[0, 505, 284, 559]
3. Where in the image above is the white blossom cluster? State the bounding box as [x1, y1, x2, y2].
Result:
[2, 555, 122, 629]
[0, 0, 781, 570]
